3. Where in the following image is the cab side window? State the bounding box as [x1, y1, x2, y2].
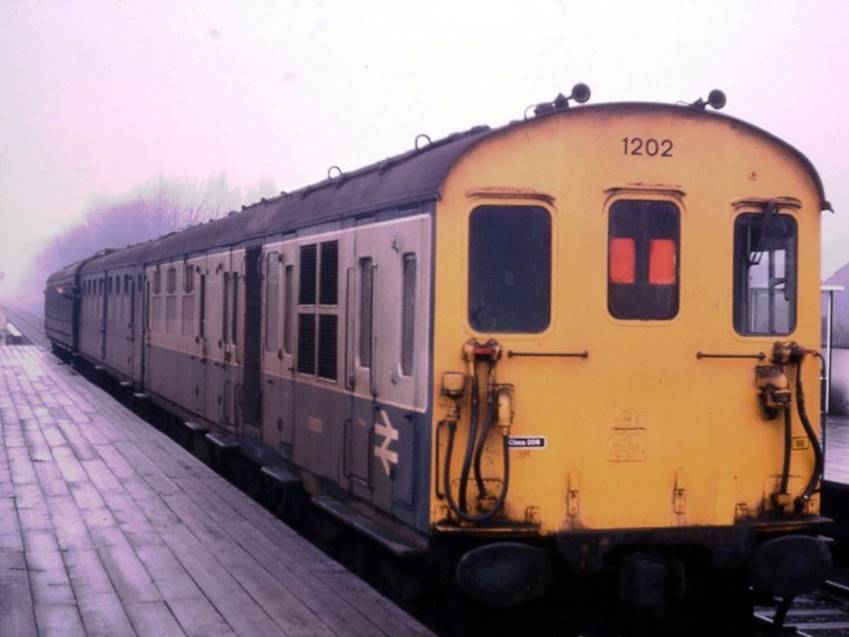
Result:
[468, 205, 551, 333]
[608, 200, 680, 320]
[733, 212, 796, 335]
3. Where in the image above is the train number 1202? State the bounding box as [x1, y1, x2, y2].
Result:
[622, 137, 673, 157]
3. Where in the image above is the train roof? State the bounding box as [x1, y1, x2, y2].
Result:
[48, 251, 114, 284]
[77, 101, 828, 275]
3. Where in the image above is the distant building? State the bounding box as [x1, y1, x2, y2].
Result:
[825, 266, 849, 414]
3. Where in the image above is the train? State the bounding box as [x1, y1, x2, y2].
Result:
[46, 85, 833, 627]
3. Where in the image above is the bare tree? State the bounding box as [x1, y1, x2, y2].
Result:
[20, 173, 245, 298]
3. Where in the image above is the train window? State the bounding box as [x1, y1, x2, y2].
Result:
[401, 253, 416, 376]
[297, 314, 316, 374]
[115, 276, 120, 295]
[266, 253, 280, 353]
[469, 205, 551, 332]
[166, 295, 177, 334]
[231, 273, 239, 345]
[607, 200, 680, 320]
[167, 267, 177, 294]
[299, 244, 317, 305]
[107, 277, 113, 295]
[297, 241, 339, 380]
[153, 270, 161, 295]
[319, 241, 339, 305]
[317, 314, 338, 380]
[199, 274, 207, 338]
[733, 212, 797, 335]
[358, 257, 374, 368]
[283, 265, 294, 355]
[184, 265, 194, 293]
[181, 295, 194, 337]
[138, 274, 143, 295]
[283, 265, 295, 354]
[222, 273, 230, 343]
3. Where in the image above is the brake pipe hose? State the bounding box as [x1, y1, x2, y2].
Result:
[443, 358, 510, 522]
[472, 386, 496, 499]
[779, 405, 792, 496]
[457, 363, 481, 513]
[795, 357, 824, 505]
[443, 419, 510, 523]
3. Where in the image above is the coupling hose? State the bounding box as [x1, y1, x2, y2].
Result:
[779, 406, 792, 496]
[443, 355, 510, 523]
[795, 357, 824, 505]
[443, 420, 510, 523]
[456, 368, 480, 513]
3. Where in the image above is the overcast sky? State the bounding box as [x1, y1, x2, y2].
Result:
[1, 0, 848, 293]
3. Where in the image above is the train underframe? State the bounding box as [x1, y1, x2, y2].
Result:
[429, 521, 833, 637]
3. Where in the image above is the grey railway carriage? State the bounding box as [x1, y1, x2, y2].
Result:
[44, 123, 480, 537]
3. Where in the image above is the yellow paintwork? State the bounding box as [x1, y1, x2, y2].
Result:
[430, 107, 822, 534]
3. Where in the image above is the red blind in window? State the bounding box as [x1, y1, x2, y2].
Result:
[649, 239, 676, 284]
[609, 237, 636, 284]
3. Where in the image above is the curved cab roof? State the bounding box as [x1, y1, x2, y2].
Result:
[79, 102, 829, 274]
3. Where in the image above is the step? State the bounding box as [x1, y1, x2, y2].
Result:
[206, 432, 240, 451]
[184, 420, 209, 434]
[312, 495, 425, 559]
[261, 465, 301, 487]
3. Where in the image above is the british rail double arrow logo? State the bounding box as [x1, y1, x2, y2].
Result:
[374, 409, 399, 476]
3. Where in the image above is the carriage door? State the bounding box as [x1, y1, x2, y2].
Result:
[279, 243, 297, 453]
[190, 258, 208, 418]
[242, 247, 263, 434]
[347, 214, 431, 510]
[345, 223, 379, 492]
[260, 243, 297, 456]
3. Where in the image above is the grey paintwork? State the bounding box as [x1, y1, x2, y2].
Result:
[78, 208, 436, 534]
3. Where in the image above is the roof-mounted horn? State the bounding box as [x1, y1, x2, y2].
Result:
[525, 83, 592, 119]
[690, 89, 726, 110]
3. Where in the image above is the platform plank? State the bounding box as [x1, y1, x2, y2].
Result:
[0, 345, 434, 636]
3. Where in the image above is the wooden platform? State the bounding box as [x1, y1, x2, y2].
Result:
[0, 344, 433, 636]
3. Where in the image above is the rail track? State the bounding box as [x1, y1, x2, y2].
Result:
[754, 579, 849, 636]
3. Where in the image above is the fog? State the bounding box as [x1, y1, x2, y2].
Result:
[2, 0, 848, 297]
